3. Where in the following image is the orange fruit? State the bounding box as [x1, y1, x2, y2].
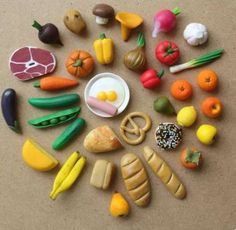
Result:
[197, 69, 218, 92]
[170, 80, 193, 101]
[201, 97, 223, 118]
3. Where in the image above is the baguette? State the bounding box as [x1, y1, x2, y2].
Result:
[120, 153, 151, 207]
[143, 146, 186, 199]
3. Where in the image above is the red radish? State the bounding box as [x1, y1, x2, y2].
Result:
[152, 7, 181, 38]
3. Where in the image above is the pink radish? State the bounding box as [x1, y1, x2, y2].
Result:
[152, 7, 181, 38]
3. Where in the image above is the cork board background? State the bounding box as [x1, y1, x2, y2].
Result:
[0, 0, 236, 229]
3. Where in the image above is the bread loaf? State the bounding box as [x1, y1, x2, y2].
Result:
[120, 153, 151, 207]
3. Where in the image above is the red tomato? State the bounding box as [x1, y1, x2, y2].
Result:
[180, 147, 202, 170]
[155, 40, 180, 65]
[140, 69, 164, 89]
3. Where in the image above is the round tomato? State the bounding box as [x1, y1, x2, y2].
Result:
[180, 147, 202, 170]
[155, 40, 180, 65]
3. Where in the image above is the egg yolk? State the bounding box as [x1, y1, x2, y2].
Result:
[96, 91, 107, 101]
[106, 90, 118, 101]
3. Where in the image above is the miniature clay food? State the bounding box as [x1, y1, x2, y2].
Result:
[124, 32, 146, 71]
[143, 146, 186, 199]
[52, 118, 86, 150]
[83, 125, 122, 153]
[33, 76, 79, 91]
[170, 79, 193, 101]
[97, 90, 118, 101]
[120, 153, 151, 207]
[65, 49, 94, 78]
[50, 151, 86, 200]
[196, 124, 217, 145]
[140, 69, 164, 89]
[115, 12, 143, 41]
[152, 7, 181, 38]
[9, 46, 56, 81]
[155, 40, 180, 66]
[22, 139, 58, 171]
[90, 160, 115, 189]
[93, 4, 114, 25]
[32, 20, 63, 45]
[177, 106, 197, 127]
[197, 69, 218, 92]
[155, 123, 183, 150]
[153, 96, 176, 115]
[120, 112, 152, 145]
[110, 192, 130, 217]
[87, 96, 118, 116]
[201, 97, 223, 118]
[28, 106, 81, 129]
[28, 94, 80, 109]
[170, 48, 224, 73]
[180, 147, 202, 170]
[64, 9, 86, 34]
[1, 88, 20, 132]
[93, 33, 114, 64]
[183, 23, 208, 46]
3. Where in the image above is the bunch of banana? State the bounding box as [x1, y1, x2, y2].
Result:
[50, 151, 86, 200]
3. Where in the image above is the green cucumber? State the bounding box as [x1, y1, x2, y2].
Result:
[52, 118, 86, 150]
[28, 94, 80, 109]
[28, 106, 81, 128]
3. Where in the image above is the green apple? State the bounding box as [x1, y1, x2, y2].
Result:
[196, 124, 217, 145]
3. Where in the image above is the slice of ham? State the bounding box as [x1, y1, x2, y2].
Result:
[9, 46, 56, 81]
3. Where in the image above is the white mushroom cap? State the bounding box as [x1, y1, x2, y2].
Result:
[183, 23, 208, 46]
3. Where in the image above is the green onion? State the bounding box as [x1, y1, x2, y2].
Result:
[170, 48, 224, 73]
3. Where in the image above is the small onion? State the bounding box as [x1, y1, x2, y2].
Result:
[123, 32, 146, 71]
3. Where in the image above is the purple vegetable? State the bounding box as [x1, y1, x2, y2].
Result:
[1, 88, 20, 132]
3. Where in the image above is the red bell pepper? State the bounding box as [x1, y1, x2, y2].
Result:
[140, 69, 164, 89]
[155, 40, 180, 65]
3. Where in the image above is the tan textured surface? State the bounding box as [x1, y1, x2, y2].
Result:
[0, 0, 236, 229]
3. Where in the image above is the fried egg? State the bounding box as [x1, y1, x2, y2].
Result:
[90, 77, 125, 108]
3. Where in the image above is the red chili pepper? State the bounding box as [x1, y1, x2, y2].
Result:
[140, 69, 164, 89]
[155, 40, 180, 65]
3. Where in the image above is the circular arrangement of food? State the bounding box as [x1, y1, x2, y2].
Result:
[1, 2, 226, 220]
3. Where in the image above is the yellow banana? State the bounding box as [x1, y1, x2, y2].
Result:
[50, 155, 86, 200]
[50, 151, 80, 198]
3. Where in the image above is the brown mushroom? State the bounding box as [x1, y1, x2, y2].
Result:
[92, 4, 114, 25]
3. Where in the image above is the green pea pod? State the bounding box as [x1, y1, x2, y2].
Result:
[52, 118, 86, 150]
[28, 106, 81, 128]
[28, 94, 80, 109]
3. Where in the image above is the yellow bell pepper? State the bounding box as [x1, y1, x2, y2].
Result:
[93, 33, 113, 64]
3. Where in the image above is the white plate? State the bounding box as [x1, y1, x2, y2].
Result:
[84, 72, 130, 118]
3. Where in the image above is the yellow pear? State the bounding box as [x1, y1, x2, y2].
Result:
[110, 192, 130, 217]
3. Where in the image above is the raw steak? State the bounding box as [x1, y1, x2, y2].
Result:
[9, 46, 56, 81]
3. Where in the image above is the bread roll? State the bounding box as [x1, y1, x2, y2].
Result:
[143, 146, 186, 199]
[120, 153, 151, 207]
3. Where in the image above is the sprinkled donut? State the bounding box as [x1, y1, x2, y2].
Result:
[155, 123, 182, 150]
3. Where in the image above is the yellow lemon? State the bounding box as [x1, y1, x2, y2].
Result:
[106, 90, 117, 101]
[177, 106, 197, 127]
[96, 91, 107, 101]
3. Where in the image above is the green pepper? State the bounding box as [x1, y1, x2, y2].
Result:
[52, 118, 86, 150]
[28, 106, 81, 128]
[28, 94, 80, 109]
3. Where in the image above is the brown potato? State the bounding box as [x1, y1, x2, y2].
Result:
[64, 9, 86, 35]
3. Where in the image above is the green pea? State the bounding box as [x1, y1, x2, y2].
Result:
[41, 121, 49, 126]
[59, 116, 68, 121]
[50, 118, 59, 124]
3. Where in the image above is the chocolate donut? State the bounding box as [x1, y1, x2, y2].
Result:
[155, 123, 182, 150]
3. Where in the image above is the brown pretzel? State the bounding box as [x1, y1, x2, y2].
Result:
[120, 112, 152, 145]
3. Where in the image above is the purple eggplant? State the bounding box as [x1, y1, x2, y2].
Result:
[1, 88, 20, 132]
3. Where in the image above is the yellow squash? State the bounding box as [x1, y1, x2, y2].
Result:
[93, 33, 113, 64]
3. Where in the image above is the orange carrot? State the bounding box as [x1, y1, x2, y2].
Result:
[34, 76, 79, 91]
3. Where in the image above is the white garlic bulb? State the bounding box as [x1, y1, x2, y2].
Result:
[183, 23, 208, 46]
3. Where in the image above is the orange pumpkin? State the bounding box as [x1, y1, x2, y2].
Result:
[65, 50, 94, 78]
